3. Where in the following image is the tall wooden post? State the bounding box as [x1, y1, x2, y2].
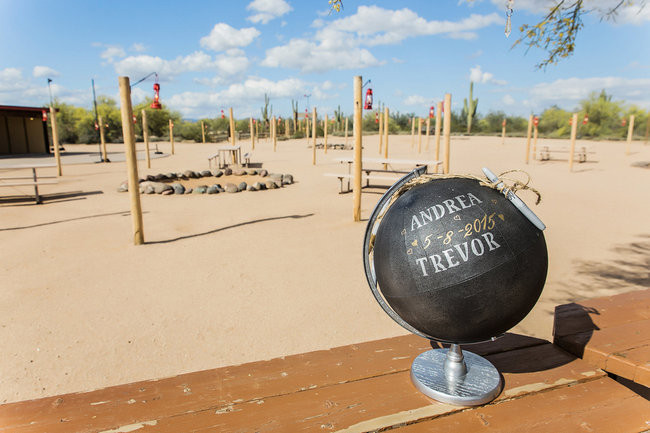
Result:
[169, 119, 175, 155]
[229, 107, 236, 147]
[324, 114, 329, 154]
[644, 116, 649, 144]
[626, 114, 635, 155]
[443, 94, 451, 174]
[312, 107, 317, 165]
[249, 117, 253, 149]
[255, 120, 259, 143]
[272, 116, 277, 152]
[501, 119, 506, 145]
[533, 122, 539, 160]
[353, 76, 363, 222]
[142, 109, 151, 169]
[285, 118, 290, 139]
[411, 116, 416, 148]
[425, 117, 431, 151]
[383, 107, 389, 169]
[344, 117, 349, 148]
[417, 117, 423, 153]
[568, 113, 578, 172]
[98, 115, 108, 162]
[435, 101, 442, 173]
[306, 117, 311, 144]
[201, 120, 206, 144]
[525, 114, 533, 165]
[118, 76, 144, 246]
[378, 112, 383, 154]
[49, 105, 62, 176]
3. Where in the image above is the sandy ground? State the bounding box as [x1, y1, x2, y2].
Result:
[1, 134, 648, 404]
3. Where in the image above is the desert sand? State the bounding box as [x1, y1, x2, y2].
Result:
[1, 133, 648, 403]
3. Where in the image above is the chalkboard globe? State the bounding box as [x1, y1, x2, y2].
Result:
[371, 177, 547, 344]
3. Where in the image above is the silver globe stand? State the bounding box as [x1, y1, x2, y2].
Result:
[363, 168, 503, 407]
[410, 344, 502, 406]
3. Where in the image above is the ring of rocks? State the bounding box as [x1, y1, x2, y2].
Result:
[118, 168, 295, 195]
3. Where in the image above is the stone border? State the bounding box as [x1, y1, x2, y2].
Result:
[117, 168, 294, 195]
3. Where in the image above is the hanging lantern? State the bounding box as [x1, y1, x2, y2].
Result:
[429, 106, 435, 118]
[375, 112, 379, 124]
[533, 117, 539, 127]
[41, 109, 48, 122]
[502, 119, 506, 127]
[150, 74, 162, 109]
[305, 109, 308, 119]
[364, 88, 373, 110]
[621, 118, 627, 127]
[569, 117, 573, 125]
[221, 110, 225, 119]
[582, 114, 589, 125]
[94, 122, 99, 130]
[133, 115, 137, 124]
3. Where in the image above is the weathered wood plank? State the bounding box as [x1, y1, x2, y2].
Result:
[99, 344, 602, 433]
[0, 334, 547, 433]
[395, 377, 650, 433]
[553, 289, 650, 338]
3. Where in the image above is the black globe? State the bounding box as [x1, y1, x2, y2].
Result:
[372, 178, 547, 344]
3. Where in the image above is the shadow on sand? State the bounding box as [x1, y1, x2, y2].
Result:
[0, 208, 138, 231]
[147, 213, 315, 245]
[0, 190, 104, 207]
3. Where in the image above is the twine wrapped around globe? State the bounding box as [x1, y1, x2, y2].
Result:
[366, 170, 548, 344]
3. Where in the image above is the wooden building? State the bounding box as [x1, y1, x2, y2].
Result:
[0, 105, 51, 155]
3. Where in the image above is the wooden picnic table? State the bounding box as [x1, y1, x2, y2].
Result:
[0, 163, 58, 204]
[327, 157, 442, 193]
[1, 330, 648, 432]
[554, 288, 650, 388]
[207, 145, 242, 169]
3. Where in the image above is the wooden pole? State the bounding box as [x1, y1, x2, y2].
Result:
[142, 109, 151, 169]
[98, 114, 107, 162]
[525, 114, 533, 165]
[306, 117, 311, 144]
[255, 120, 259, 143]
[169, 119, 175, 155]
[353, 76, 363, 222]
[568, 113, 578, 172]
[201, 120, 206, 144]
[344, 117, 349, 148]
[501, 119, 506, 145]
[435, 101, 442, 173]
[410, 116, 415, 149]
[249, 117, 253, 149]
[312, 107, 317, 165]
[229, 107, 236, 147]
[285, 118, 290, 139]
[644, 116, 649, 144]
[383, 107, 389, 169]
[442, 94, 451, 174]
[626, 114, 635, 155]
[272, 116, 277, 152]
[49, 105, 62, 176]
[118, 76, 144, 246]
[425, 117, 430, 151]
[417, 117, 423, 153]
[533, 123, 539, 160]
[324, 114, 329, 154]
[378, 112, 383, 154]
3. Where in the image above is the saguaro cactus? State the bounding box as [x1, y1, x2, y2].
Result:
[334, 105, 343, 131]
[291, 99, 299, 129]
[261, 93, 271, 126]
[463, 81, 478, 134]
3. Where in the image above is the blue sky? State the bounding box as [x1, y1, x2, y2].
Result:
[1, 0, 649, 119]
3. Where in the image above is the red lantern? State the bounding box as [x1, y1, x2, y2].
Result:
[221, 110, 225, 119]
[133, 115, 137, 124]
[533, 117, 539, 127]
[429, 106, 434, 118]
[253, 119, 256, 124]
[41, 110, 48, 122]
[364, 88, 373, 110]
[304, 109, 308, 119]
[502, 119, 506, 127]
[94, 122, 99, 130]
[375, 112, 379, 124]
[621, 118, 627, 127]
[150, 77, 162, 110]
[582, 114, 588, 125]
[569, 117, 573, 125]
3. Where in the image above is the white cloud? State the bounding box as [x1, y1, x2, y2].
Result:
[529, 76, 650, 108]
[502, 94, 515, 105]
[33, 66, 59, 78]
[469, 65, 507, 85]
[100, 45, 126, 63]
[489, 0, 650, 24]
[0, 69, 88, 106]
[0, 68, 27, 92]
[247, 0, 292, 24]
[131, 43, 147, 53]
[200, 23, 260, 51]
[403, 95, 429, 106]
[262, 5, 500, 73]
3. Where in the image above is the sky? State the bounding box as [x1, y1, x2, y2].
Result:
[1, 0, 649, 120]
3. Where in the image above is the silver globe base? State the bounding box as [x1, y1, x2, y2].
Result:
[410, 344, 502, 406]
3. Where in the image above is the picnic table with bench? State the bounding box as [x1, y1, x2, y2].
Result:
[326, 157, 442, 193]
[207, 145, 248, 169]
[2, 289, 648, 432]
[0, 163, 58, 204]
[538, 145, 595, 163]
